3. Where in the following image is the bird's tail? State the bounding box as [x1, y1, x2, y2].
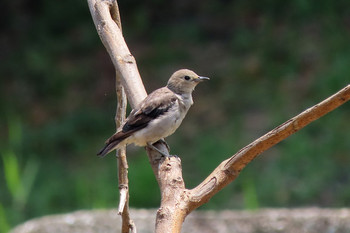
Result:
[97, 140, 121, 157]
[97, 131, 128, 157]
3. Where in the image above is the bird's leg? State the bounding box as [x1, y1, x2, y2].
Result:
[158, 138, 170, 152]
[146, 143, 170, 157]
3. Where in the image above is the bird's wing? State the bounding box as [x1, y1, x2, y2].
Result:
[123, 87, 177, 131]
[105, 87, 177, 144]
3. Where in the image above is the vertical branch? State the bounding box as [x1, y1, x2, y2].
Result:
[110, 2, 136, 232]
[97, 1, 135, 232]
[115, 75, 136, 233]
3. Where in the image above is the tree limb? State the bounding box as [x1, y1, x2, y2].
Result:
[87, 0, 147, 107]
[187, 84, 350, 211]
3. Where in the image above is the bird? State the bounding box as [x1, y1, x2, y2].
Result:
[97, 69, 209, 157]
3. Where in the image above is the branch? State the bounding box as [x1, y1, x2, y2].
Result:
[115, 76, 136, 233]
[87, 0, 147, 107]
[115, 76, 127, 213]
[187, 84, 350, 211]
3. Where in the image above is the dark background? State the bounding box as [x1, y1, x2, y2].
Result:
[1, 0, 349, 231]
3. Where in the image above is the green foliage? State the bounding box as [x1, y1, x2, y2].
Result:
[1, 0, 349, 230]
[242, 175, 259, 210]
[0, 203, 10, 233]
[1, 118, 40, 229]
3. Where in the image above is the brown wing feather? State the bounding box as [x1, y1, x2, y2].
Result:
[97, 87, 177, 157]
[122, 87, 177, 132]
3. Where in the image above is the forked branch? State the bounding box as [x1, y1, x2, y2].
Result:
[88, 1, 350, 233]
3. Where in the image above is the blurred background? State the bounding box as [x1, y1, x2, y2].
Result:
[1, 0, 349, 231]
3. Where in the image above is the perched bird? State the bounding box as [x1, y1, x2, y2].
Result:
[97, 69, 209, 157]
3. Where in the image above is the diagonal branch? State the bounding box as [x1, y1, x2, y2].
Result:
[87, 0, 147, 108]
[187, 84, 350, 211]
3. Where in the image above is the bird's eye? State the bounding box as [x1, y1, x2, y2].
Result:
[184, 76, 191, 80]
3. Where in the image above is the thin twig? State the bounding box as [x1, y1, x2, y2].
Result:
[115, 73, 136, 233]
[110, 1, 134, 232]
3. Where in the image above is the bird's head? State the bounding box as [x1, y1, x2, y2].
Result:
[167, 69, 209, 94]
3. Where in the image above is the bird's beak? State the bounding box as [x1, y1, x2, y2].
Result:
[197, 76, 210, 82]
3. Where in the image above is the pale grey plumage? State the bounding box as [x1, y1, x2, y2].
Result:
[97, 69, 209, 157]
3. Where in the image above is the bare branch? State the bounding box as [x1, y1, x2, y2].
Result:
[187, 84, 350, 211]
[87, 0, 147, 107]
[115, 74, 135, 233]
